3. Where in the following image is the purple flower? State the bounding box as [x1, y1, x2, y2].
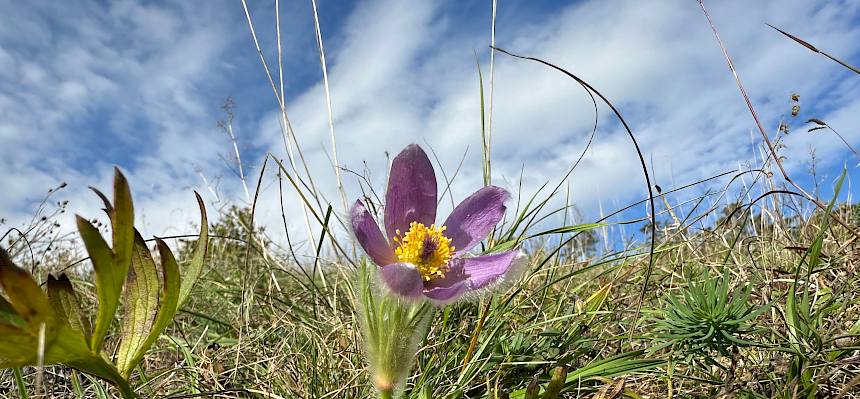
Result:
[351, 144, 522, 303]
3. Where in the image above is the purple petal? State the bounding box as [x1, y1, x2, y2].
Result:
[351, 201, 397, 266]
[422, 251, 521, 304]
[384, 144, 437, 241]
[379, 263, 424, 299]
[443, 186, 509, 252]
[423, 281, 469, 303]
[459, 250, 520, 289]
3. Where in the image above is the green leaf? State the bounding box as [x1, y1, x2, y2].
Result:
[0, 324, 42, 367]
[42, 325, 91, 365]
[0, 248, 56, 332]
[487, 239, 522, 253]
[563, 350, 663, 381]
[527, 222, 613, 239]
[583, 283, 612, 314]
[47, 274, 92, 344]
[50, 326, 136, 399]
[116, 231, 160, 377]
[509, 351, 662, 398]
[0, 290, 25, 328]
[787, 169, 845, 352]
[177, 192, 209, 308]
[0, 256, 129, 395]
[582, 283, 612, 325]
[123, 238, 181, 377]
[0, 250, 93, 370]
[542, 367, 567, 399]
[77, 216, 121, 352]
[78, 169, 135, 353]
[67, 356, 135, 399]
[0, 171, 141, 399]
[109, 168, 136, 279]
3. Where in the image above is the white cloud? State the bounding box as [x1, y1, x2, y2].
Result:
[251, 0, 860, 247]
[0, 0, 244, 242]
[3, 0, 860, 255]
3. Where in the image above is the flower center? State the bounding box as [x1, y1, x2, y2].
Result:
[393, 221, 455, 281]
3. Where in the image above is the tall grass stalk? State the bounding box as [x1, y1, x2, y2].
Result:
[310, 0, 349, 217]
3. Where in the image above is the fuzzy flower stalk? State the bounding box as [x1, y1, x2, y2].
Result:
[353, 262, 433, 399]
[351, 144, 523, 397]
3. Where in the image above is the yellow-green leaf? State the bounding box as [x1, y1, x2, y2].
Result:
[0, 248, 56, 332]
[48, 325, 136, 399]
[0, 323, 40, 367]
[0, 299, 88, 372]
[77, 216, 121, 352]
[584, 284, 612, 313]
[0, 294, 25, 327]
[178, 192, 208, 308]
[0, 324, 129, 396]
[65, 354, 135, 399]
[47, 274, 92, 344]
[543, 367, 568, 399]
[77, 169, 135, 353]
[124, 238, 181, 377]
[109, 168, 135, 295]
[116, 231, 160, 377]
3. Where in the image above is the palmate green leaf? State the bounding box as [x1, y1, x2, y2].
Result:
[47, 274, 92, 343]
[77, 168, 135, 353]
[116, 231, 160, 377]
[177, 192, 209, 308]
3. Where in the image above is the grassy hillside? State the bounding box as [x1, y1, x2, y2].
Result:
[2, 165, 860, 398]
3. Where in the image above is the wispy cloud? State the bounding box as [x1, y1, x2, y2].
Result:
[2, 0, 860, 250]
[251, 0, 860, 242]
[0, 0, 245, 236]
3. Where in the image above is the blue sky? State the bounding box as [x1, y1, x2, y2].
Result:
[2, 0, 860, 251]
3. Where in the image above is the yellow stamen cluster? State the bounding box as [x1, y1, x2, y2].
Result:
[393, 221, 455, 281]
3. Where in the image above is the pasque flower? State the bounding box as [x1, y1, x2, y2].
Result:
[351, 144, 520, 302]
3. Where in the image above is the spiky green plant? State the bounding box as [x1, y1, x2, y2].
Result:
[657, 268, 772, 361]
[0, 168, 209, 398]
